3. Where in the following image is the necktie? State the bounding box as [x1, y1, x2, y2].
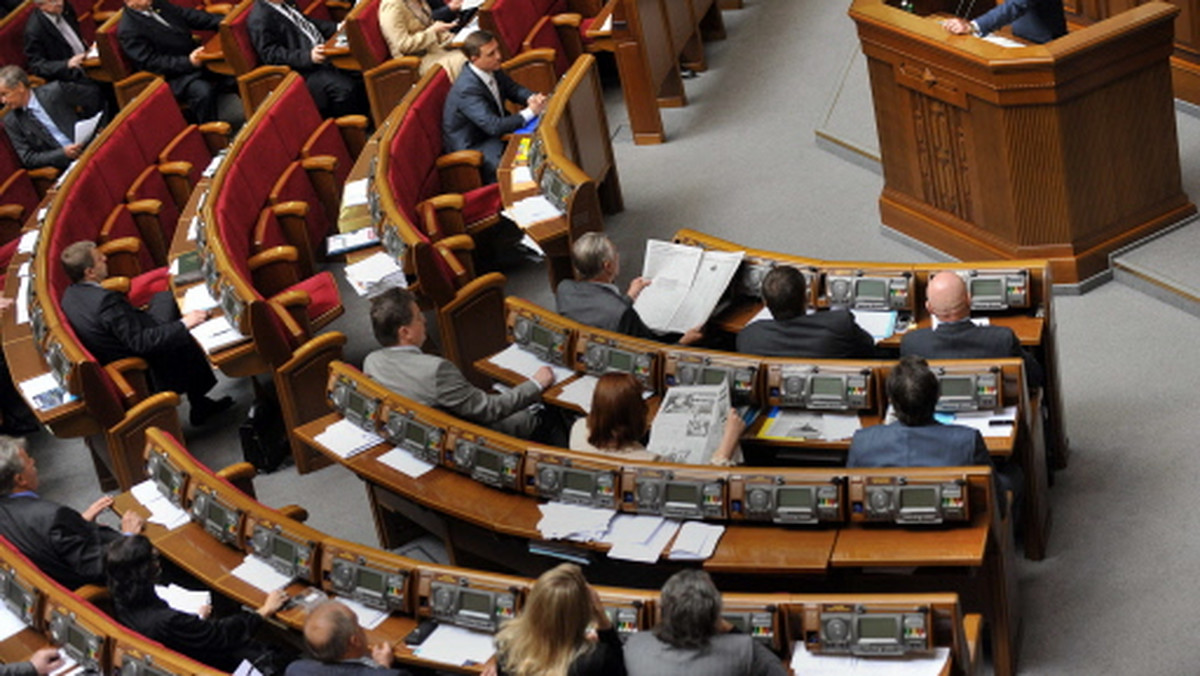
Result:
[52, 14, 86, 55]
[281, 3, 324, 48]
[484, 74, 502, 113]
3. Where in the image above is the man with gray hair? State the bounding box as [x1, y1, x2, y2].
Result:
[0, 65, 102, 170]
[0, 436, 144, 589]
[555, 232, 702, 345]
[286, 600, 409, 675]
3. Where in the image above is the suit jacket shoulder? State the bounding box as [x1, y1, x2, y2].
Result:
[0, 496, 119, 589]
[286, 660, 408, 676]
[737, 309, 876, 359]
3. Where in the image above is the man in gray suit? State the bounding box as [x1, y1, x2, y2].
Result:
[286, 601, 409, 676]
[0, 65, 100, 171]
[363, 287, 554, 439]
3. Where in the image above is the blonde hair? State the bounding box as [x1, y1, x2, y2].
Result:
[495, 564, 594, 676]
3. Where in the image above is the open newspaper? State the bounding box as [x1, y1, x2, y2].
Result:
[632, 240, 743, 334]
[647, 384, 731, 465]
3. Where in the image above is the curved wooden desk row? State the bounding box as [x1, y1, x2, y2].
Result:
[295, 363, 1018, 675]
[120, 427, 982, 675]
[0, 535, 224, 675]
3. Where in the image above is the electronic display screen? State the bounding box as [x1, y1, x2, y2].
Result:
[608, 350, 633, 371]
[207, 499, 231, 525]
[355, 567, 385, 593]
[531, 324, 555, 349]
[220, 285, 242, 323]
[970, 278, 1003, 299]
[938, 376, 975, 398]
[857, 616, 898, 640]
[155, 460, 179, 493]
[271, 535, 296, 561]
[475, 449, 501, 472]
[665, 483, 700, 504]
[811, 376, 844, 397]
[66, 623, 92, 654]
[404, 422, 426, 445]
[460, 590, 491, 615]
[855, 279, 888, 301]
[702, 368, 728, 385]
[777, 487, 815, 508]
[725, 615, 747, 632]
[563, 469, 593, 493]
[348, 391, 374, 418]
[899, 487, 938, 509]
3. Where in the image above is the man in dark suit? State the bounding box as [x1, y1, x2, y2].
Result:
[247, 0, 367, 119]
[736, 265, 876, 359]
[0, 435, 144, 590]
[442, 30, 546, 184]
[0, 65, 101, 171]
[118, 0, 235, 123]
[58, 241, 233, 426]
[942, 0, 1066, 44]
[286, 601, 410, 676]
[901, 271, 1044, 390]
[25, 0, 92, 83]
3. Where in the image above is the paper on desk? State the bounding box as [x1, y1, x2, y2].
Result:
[607, 519, 680, 564]
[344, 251, 406, 297]
[758, 409, 861, 441]
[182, 283, 219, 314]
[377, 447, 435, 478]
[502, 194, 563, 228]
[790, 643, 950, 676]
[461, 0, 484, 8]
[327, 226, 380, 255]
[130, 479, 191, 530]
[510, 166, 533, 186]
[231, 555, 292, 592]
[555, 374, 598, 412]
[519, 233, 545, 258]
[156, 584, 211, 616]
[931, 316, 988, 330]
[187, 214, 201, 241]
[338, 597, 389, 630]
[599, 514, 664, 546]
[74, 112, 102, 146]
[0, 604, 27, 641]
[851, 309, 898, 341]
[948, 406, 1018, 438]
[18, 261, 30, 278]
[49, 653, 78, 676]
[537, 502, 615, 542]
[413, 624, 495, 666]
[18, 229, 38, 254]
[747, 305, 773, 324]
[191, 316, 248, 353]
[982, 34, 1025, 48]
[315, 418, 385, 459]
[634, 241, 743, 334]
[668, 521, 724, 560]
[18, 372, 76, 411]
[15, 276, 30, 324]
[488, 343, 574, 383]
[86, 43, 99, 58]
[341, 178, 369, 209]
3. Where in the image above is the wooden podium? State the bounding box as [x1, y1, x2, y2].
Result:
[849, 1, 1195, 285]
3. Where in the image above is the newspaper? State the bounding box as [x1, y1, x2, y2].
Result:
[632, 240, 743, 333]
[647, 384, 730, 465]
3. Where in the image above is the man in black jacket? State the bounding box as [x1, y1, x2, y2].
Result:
[247, 0, 366, 118]
[0, 436, 144, 590]
[736, 266, 877, 359]
[0, 65, 101, 171]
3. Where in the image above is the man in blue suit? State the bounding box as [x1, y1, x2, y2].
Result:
[442, 30, 546, 184]
[942, 0, 1066, 44]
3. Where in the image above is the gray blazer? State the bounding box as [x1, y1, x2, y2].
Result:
[623, 632, 787, 676]
[1, 661, 38, 676]
[555, 279, 663, 342]
[363, 345, 541, 438]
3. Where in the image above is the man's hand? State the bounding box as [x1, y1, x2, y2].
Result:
[256, 588, 288, 617]
[431, 20, 455, 35]
[197, 603, 212, 619]
[626, 277, 651, 301]
[189, 46, 205, 67]
[533, 365, 555, 390]
[310, 44, 326, 64]
[29, 648, 63, 676]
[679, 325, 704, 345]
[446, 0, 462, 10]
[63, 144, 82, 159]
[182, 309, 208, 329]
[120, 510, 145, 535]
[371, 641, 394, 668]
[527, 92, 548, 115]
[68, 54, 86, 69]
[80, 495, 114, 521]
[942, 17, 973, 35]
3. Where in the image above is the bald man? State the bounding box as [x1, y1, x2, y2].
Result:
[286, 601, 409, 676]
[901, 272, 1044, 390]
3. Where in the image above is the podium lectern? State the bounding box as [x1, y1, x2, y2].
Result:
[849, 1, 1195, 286]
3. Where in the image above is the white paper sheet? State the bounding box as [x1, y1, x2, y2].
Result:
[747, 305, 773, 324]
[537, 502, 616, 541]
[851, 309, 898, 341]
[790, 643, 950, 676]
[156, 584, 211, 616]
[667, 521, 724, 560]
[190, 316, 249, 353]
[230, 555, 292, 592]
[0, 604, 28, 641]
[510, 166, 533, 186]
[314, 418, 385, 459]
[948, 406, 1018, 438]
[344, 251, 406, 296]
[599, 514, 665, 546]
[18, 372, 76, 411]
[377, 447, 435, 478]
[74, 112, 103, 146]
[758, 410, 861, 442]
[487, 343, 574, 383]
[18, 261, 31, 278]
[634, 241, 744, 333]
[982, 34, 1024, 48]
[130, 479, 191, 530]
[931, 316, 989, 330]
[555, 374, 598, 413]
[182, 284, 219, 314]
[232, 659, 264, 676]
[451, 15, 480, 43]
[187, 214, 201, 241]
[412, 624, 495, 665]
[338, 597, 389, 630]
[48, 653, 78, 676]
[502, 194, 563, 228]
[341, 178, 369, 208]
[327, 226, 379, 255]
[15, 276, 30, 324]
[607, 519, 679, 563]
[18, 229, 39, 254]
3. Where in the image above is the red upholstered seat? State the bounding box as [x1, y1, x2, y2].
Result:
[128, 267, 170, 308]
[127, 166, 182, 243]
[100, 204, 158, 273]
[354, 0, 389, 65]
[277, 271, 342, 328]
[463, 184, 502, 226]
[253, 208, 290, 251]
[0, 3, 34, 69]
[526, 14, 570, 75]
[158, 125, 212, 187]
[130, 85, 191, 164]
[261, 76, 324, 157]
[226, 5, 261, 73]
[271, 161, 331, 248]
[301, 119, 353, 186]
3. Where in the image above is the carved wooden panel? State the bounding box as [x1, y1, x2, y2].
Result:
[911, 93, 972, 222]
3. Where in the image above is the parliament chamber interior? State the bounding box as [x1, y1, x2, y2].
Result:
[3, 0, 1200, 674]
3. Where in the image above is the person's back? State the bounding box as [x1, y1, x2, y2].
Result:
[847, 421, 988, 470]
[624, 631, 781, 676]
[736, 309, 875, 359]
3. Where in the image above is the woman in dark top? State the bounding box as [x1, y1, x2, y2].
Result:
[106, 535, 290, 673]
[488, 563, 626, 676]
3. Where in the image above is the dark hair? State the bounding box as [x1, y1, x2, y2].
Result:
[653, 569, 721, 650]
[61, 241, 98, 284]
[106, 535, 160, 609]
[888, 355, 939, 426]
[369, 287, 417, 347]
[462, 30, 496, 59]
[586, 373, 647, 451]
[761, 266, 807, 321]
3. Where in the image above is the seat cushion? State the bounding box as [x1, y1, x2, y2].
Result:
[462, 184, 501, 227]
[284, 271, 341, 322]
[128, 267, 170, 308]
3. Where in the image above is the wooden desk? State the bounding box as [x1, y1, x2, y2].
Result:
[0, 628, 51, 666]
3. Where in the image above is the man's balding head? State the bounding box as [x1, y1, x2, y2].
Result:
[925, 272, 970, 322]
[304, 601, 364, 662]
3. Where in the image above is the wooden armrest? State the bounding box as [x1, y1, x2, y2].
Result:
[279, 505, 309, 522]
[97, 237, 142, 256]
[502, 47, 556, 70]
[217, 461, 257, 484]
[198, 121, 231, 153]
[126, 198, 163, 216]
[437, 150, 484, 169]
[333, 116, 368, 158]
[271, 289, 311, 308]
[437, 151, 484, 193]
[552, 12, 582, 27]
[205, 3, 231, 13]
[440, 234, 476, 252]
[0, 204, 25, 223]
[248, 245, 299, 271]
[102, 362, 139, 403]
[27, 167, 58, 197]
[107, 357, 151, 401]
[272, 201, 310, 218]
[74, 585, 109, 602]
[100, 277, 132, 294]
[195, 49, 225, 63]
[159, 160, 193, 177]
[300, 155, 338, 173]
[424, 193, 465, 211]
[108, 357, 149, 375]
[334, 114, 369, 130]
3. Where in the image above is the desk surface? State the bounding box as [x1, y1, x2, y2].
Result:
[831, 511, 990, 568]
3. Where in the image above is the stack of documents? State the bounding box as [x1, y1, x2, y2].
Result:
[130, 479, 191, 530]
[230, 555, 292, 592]
[502, 195, 562, 228]
[201, 152, 225, 179]
[339, 597, 389, 630]
[17, 229, 38, 254]
[18, 373, 76, 412]
[633, 240, 743, 334]
[327, 226, 379, 255]
[413, 624, 494, 666]
[191, 316, 249, 354]
[340, 178, 369, 210]
[667, 521, 725, 560]
[314, 418, 384, 459]
[155, 584, 211, 616]
[790, 643, 950, 676]
[537, 502, 615, 542]
[181, 283, 219, 314]
[343, 251, 406, 297]
[509, 165, 534, 187]
[376, 447, 435, 478]
[0, 604, 27, 641]
[603, 515, 680, 564]
[487, 343, 574, 383]
[757, 408, 861, 442]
